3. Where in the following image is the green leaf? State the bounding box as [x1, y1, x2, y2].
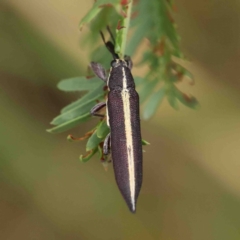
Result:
[86, 130, 104, 151]
[79, 0, 119, 29]
[142, 139, 150, 145]
[51, 100, 96, 126]
[57, 77, 102, 92]
[143, 88, 165, 120]
[96, 120, 109, 138]
[139, 79, 158, 104]
[97, 145, 103, 160]
[134, 76, 145, 86]
[127, 20, 151, 56]
[166, 88, 179, 110]
[50, 82, 106, 127]
[79, 7, 101, 30]
[80, 148, 98, 163]
[184, 70, 194, 83]
[80, 8, 120, 63]
[90, 7, 119, 33]
[90, 45, 112, 70]
[174, 87, 199, 109]
[60, 83, 105, 113]
[47, 113, 91, 134]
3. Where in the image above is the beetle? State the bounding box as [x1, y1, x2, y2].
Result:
[89, 28, 142, 213]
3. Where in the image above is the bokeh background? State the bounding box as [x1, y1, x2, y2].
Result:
[1, 0, 240, 239]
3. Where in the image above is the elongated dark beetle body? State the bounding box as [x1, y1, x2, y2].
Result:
[107, 60, 142, 213]
[90, 30, 143, 213]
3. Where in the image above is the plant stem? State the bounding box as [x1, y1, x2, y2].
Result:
[121, 1, 133, 56]
[115, 1, 133, 57]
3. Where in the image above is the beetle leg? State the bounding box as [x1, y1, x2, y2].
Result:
[90, 102, 106, 118]
[103, 133, 111, 155]
[90, 62, 107, 81]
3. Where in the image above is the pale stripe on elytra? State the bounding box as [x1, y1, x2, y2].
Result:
[121, 67, 136, 211]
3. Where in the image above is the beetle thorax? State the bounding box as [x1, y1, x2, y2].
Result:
[107, 61, 135, 91]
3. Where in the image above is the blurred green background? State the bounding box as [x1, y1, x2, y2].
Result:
[1, 0, 240, 239]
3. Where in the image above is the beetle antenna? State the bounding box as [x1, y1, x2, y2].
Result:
[106, 25, 115, 45]
[100, 31, 106, 45]
[100, 30, 119, 60]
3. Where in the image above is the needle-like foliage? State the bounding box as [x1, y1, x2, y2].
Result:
[47, 0, 198, 164]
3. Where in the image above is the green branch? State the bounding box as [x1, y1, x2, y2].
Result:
[115, 1, 133, 57]
[47, 0, 199, 163]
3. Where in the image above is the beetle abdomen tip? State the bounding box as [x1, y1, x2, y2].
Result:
[130, 205, 136, 213]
